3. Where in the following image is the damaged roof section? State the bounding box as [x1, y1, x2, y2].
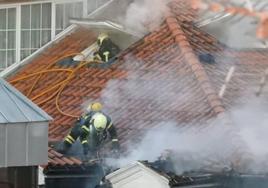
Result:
[106, 161, 268, 188]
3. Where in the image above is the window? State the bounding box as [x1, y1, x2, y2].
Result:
[56, 2, 83, 35]
[0, 0, 88, 71]
[87, 0, 112, 15]
[0, 8, 16, 69]
[87, 0, 97, 14]
[21, 3, 52, 60]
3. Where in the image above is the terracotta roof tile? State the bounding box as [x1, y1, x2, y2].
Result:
[7, 0, 266, 166]
[47, 147, 82, 166]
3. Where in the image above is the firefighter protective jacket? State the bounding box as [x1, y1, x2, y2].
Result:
[94, 38, 120, 62]
[64, 111, 118, 151]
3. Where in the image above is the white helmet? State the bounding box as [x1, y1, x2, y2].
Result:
[97, 33, 108, 46]
[91, 113, 107, 131]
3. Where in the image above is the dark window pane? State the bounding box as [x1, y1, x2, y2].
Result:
[56, 4, 63, 30]
[42, 3, 51, 29]
[98, 0, 110, 7]
[20, 49, 30, 60]
[0, 51, 6, 68]
[0, 9, 7, 30]
[7, 50, 15, 66]
[8, 8, 16, 29]
[31, 4, 41, 29]
[56, 29, 63, 35]
[65, 4, 72, 27]
[31, 49, 37, 54]
[0, 31, 6, 49]
[88, 0, 97, 14]
[21, 5, 30, 29]
[31, 30, 40, 48]
[41, 30, 51, 45]
[72, 2, 83, 18]
[64, 3, 83, 29]
[8, 31, 15, 49]
[21, 31, 30, 48]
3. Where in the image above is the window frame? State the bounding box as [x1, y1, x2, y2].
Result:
[54, 1, 84, 35]
[20, 3, 53, 60]
[0, 0, 107, 71]
[0, 7, 17, 69]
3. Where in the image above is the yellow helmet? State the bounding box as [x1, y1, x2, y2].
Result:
[91, 113, 107, 131]
[97, 33, 108, 46]
[87, 102, 102, 112]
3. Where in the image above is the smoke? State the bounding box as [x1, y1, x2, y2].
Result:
[106, 116, 244, 174]
[122, 0, 170, 33]
[231, 98, 268, 174]
[99, 58, 238, 172]
[108, 97, 268, 174]
[99, 58, 268, 175]
[199, 0, 266, 48]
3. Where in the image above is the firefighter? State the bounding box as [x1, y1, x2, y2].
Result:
[58, 102, 119, 155]
[58, 102, 102, 154]
[80, 112, 119, 156]
[93, 33, 120, 63]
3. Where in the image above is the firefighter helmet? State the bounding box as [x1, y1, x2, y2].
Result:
[87, 102, 102, 112]
[91, 113, 107, 131]
[97, 33, 108, 46]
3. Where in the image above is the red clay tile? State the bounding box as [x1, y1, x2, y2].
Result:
[8, 1, 267, 168]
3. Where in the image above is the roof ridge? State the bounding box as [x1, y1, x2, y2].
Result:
[165, 15, 224, 115]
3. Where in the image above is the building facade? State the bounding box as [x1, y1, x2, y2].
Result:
[0, 0, 111, 70]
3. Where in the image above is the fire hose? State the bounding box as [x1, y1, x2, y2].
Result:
[10, 53, 103, 118]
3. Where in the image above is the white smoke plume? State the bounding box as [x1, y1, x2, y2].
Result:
[231, 98, 268, 174]
[108, 97, 268, 174]
[106, 116, 243, 174]
[198, 0, 267, 48]
[99, 58, 268, 174]
[122, 0, 170, 33]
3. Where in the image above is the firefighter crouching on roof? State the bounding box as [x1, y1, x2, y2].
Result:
[93, 33, 120, 63]
[58, 102, 120, 156]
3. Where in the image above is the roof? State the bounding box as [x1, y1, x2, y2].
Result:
[0, 78, 52, 123]
[107, 160, 268, 188]
[196, 1, 268, 48]
[106, 161, 170, 187]
[47, 147, 82, 166]
[6, 0, 268, 165]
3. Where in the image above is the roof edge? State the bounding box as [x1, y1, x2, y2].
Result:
[165, 15, 225, 115]
[0, 78, 52, 121]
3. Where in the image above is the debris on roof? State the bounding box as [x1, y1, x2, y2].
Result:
[44, 156, 104, 188]
[105, 160, 268, 188]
